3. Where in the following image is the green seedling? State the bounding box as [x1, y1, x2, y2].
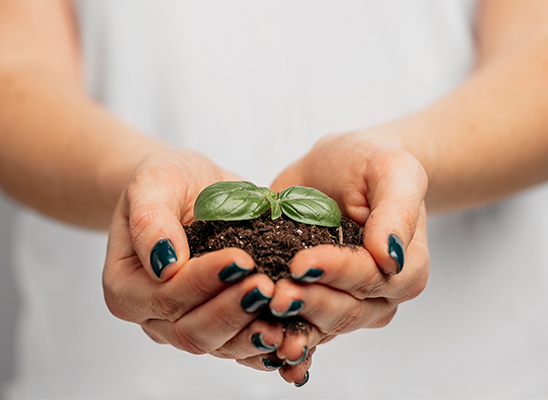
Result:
[193, 181, 341, 227]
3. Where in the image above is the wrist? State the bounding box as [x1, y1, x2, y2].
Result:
[96, 132, 168, 219]
[375, 117, 439, 206]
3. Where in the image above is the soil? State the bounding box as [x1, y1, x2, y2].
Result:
[184, 212, 363, 331]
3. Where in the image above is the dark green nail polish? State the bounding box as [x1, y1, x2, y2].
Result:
[262, 357, 285, 371]
[291, 268, 324, 283]
[294, 371, 310, 388]
[251, 333, 278, 352]
[150, 239, 177, 278]
[388, 233, 405, 274]
[241, 287, 271, 313]
[271, 300, 305, 318]
[286, 346, 308, 366]
[219, 262, 251, 283]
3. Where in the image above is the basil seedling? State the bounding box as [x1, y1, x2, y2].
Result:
[194, 181, 341, 227]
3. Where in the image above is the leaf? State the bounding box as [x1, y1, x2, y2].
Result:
[268, 197, 282, 220]
[259, 186, 277, 200]
[279, 186, 341, 227]
[194, 181, 270, 221]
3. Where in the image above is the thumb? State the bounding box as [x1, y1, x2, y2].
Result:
[124, 174, 191, 283]
[270, 160, 306, 193]
[362, 157, 427, 275]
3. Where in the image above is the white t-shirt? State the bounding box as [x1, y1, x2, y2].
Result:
[4, 1, 548, 398]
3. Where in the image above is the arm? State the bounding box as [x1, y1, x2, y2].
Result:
[0, 0, 284, 367]
[380, 0, 548, 213]
[0, 0, 162, 229]
[265, 0, 548, 384]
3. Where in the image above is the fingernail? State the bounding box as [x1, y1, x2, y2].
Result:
[251, 333, 278, 352]
[241, 287, 271, 313]
[271, 300, 305, 318]
[150, 239, 177, 278]
[286, 346, 308, 366]
[261, 357, 285, 371]
[291, 268, 324, 283]
[388, 233, 405, 274]
[219, 262, 251, 283]
[294, 371, 310, 388]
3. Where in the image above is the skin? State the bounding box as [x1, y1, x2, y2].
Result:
[1, 0, 548, 388]
[237, 0, 548, 384]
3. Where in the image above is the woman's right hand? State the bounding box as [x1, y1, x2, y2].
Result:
[103, 148, 284, 362]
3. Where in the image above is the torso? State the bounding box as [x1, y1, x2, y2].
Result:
[6, 1, 548, 398]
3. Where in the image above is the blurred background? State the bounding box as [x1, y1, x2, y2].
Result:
[0, 194, 19, 400]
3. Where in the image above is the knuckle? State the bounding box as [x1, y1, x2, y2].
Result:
[184, 271, 218, 300]
[396, 206, 418, 238]
[151, 290, 186, 322]
[330, 302, 364, 334]
[128, 208, 162, 247]
[102, 272, 130, 321]
[141, 325, 168, 345]
[214, 312, 246, 337]
[103, 286, 125, 320]
[171, 325, 208, 355]
[210, 348, 235, 360]
[404, 266, 429, 301]
[351, 272, 385, 299]
[370, 304, 398, 329]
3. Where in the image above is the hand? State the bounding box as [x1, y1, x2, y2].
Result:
[238, 131, 429, 385]
[103, 148, 284, 362]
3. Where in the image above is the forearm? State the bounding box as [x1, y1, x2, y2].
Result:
[0, 64, 164, 229]
[379, 35, 548, 213]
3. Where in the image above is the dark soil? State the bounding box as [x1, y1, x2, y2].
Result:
[184, 212, 362, 331]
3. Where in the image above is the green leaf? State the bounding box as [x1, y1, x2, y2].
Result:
[279, 186, 341, 227]
[268, 197, 282, 220]
[259, 186, 277, 200]
[194, 181, 270, 221]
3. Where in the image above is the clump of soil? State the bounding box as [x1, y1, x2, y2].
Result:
[183, 212, 362, 331]
[184, 212, 362, 280]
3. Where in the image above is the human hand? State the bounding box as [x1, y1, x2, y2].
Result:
[103, 148, 284, 362]
[237, 131, 429, 385]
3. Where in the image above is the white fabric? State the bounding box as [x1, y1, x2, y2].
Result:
[4, 0, 548, 398]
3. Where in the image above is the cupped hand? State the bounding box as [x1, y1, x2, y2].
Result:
[252, 131, 430, 385]
[103, 148, 283, 362]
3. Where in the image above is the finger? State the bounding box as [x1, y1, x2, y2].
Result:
[104, 246, 255, 323]
[124, 166, 192, 282]
[212, 318, 284, 360]
[235, 352, 285, 372]
[292, 206, 428, 300]
[288, 245, 384, 300]
[274, 318, 322, 367]
[270, 160, 306, 193]
[143, 274, 275, 354]
[278, 346, 315, 387]
[361, 153, 428, 275]
[271, 279, 397, 334]
[236, 347, 316, 387]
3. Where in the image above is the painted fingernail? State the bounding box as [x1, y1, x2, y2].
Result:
[219, 262, 251, 283]
[241, 287, 271, 313]
[251, 333, 278, 352]
[294, 371, 310, 388]
[261, 357, 285, 371]
[271, 300, 305, 318]
[286, 346, 308, 366]
[291, 268, 324, 283]
[388, 233, 405, 274]
[150, 239, 177, 278]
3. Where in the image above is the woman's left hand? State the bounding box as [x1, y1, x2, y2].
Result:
[236, 131, 429, 386]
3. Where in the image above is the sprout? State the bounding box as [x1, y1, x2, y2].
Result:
[194, 181, 341, 227]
